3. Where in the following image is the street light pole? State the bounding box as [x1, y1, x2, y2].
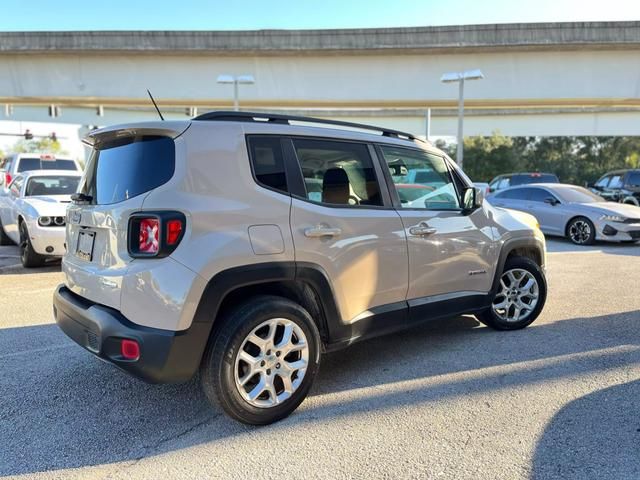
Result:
[456, 78, 464, 168]
[217, 74, 255, 111]
[441, 69, 484, 169]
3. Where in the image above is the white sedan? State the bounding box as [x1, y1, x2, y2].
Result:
[0, 170, 81, 267]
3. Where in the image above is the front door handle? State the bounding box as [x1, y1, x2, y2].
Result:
[304, 226, 342, 238]
[409, 222, 436, 236]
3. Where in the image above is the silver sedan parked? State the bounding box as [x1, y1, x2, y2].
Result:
[488, 183, 640, 245]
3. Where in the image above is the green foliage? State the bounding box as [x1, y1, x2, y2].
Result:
[441, 133, 640, 185]
[10, 137, 68, 156]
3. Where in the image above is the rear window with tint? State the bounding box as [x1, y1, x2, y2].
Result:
[511, 174, 558, 186]
[17, 158, 77, 172]
[82, 136, 175, 205]
[627, 172, 640, 186]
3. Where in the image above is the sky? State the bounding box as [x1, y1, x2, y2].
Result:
[0, 0, 639, 31]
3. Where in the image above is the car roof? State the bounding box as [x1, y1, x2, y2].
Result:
[88, 118, 433, 153]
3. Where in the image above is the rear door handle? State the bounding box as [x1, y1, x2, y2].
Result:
[304, 226, 342, 238]
[409, 222, 436, 236]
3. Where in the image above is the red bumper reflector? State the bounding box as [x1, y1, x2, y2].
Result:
[121, 339, 140, 360]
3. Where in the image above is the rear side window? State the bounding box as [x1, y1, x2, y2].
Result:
[292, 139, 382, 207]
[17, 157, 77, 172]
[82, 136, 175, 205]
[247, 137, 288, 194]
[495, 188, 530, 200]
[627, 172, 640, 187]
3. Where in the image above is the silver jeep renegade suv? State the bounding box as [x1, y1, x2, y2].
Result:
[54, 112, 547, 425]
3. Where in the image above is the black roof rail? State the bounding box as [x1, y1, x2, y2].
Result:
[193, 110, 424, 143]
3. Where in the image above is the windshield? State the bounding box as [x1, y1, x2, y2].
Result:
[555, 186, 605, 204]
[17, 158, 77, 172]
[25, 176, 80, 196]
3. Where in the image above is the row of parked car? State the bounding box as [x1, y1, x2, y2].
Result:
[479, 170, 640, 245]
[0, 153, 82, 266]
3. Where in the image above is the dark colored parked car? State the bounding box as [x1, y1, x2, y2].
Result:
[488, 173, 559, 193]
[589, 169, 640, 206]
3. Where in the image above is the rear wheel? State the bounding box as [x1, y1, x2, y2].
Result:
[567, 216, 595, 245]
[477, 256, 547, 330]
[200, 295, 321, 425]
[0, 218, 13, 246]
[19, 222, 45, 268]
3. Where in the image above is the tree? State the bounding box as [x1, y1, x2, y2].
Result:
[438, 134, 640, 185]
[9, 137, 68, 156]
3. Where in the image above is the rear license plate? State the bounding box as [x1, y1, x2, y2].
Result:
[76, 231, 95, 261]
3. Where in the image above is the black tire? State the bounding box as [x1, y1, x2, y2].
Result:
[566, 216, 596, 245]
[0, 218, 13, 246]
[200, 295, 321, 425]
[476, 255, 547, 331]
[19, 221, 45, 268]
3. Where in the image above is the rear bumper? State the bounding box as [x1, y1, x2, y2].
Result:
[53, 284, 210, 383]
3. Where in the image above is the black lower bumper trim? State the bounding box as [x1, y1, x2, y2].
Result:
[53, 285, 210, 383]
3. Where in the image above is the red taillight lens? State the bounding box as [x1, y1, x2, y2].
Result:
[138, 218, 159, 254]
[120, 339, 140, 360]
[166, 219, 183, 245]
[5, 173, 11, 185]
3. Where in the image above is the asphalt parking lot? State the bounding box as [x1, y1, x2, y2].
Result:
[1, 239, 639, 480]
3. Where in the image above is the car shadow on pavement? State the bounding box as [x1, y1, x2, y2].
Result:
[531, 379, 640, 480]
[1, 310, 639, 476]
[546, 237, 640, 256]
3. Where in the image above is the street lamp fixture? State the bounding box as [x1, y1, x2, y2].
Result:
[217, 74, 255, 111]
[441, 69, 484, 169]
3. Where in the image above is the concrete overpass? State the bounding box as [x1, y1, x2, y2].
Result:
[1, 21, 640, 138]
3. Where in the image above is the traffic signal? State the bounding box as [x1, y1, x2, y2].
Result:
[24, 129, 33, 140]
[50, 132, 57, 142]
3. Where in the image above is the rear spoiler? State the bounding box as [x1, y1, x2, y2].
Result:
[82, 121, 191, 149]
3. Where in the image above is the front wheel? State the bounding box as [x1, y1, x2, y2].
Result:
[19, 222, 45, 268]
[476, 256, 547, 330]
[567, 216, 595, 245]
[200, 295, 321, 425]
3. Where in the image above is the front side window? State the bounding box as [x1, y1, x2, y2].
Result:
[9, 176, 24, 196]
[247, 137, 288, 194]
[25, 176, 80, 196]
[608, 175, 623, 189]
[380, 146, 459, 210]
[292, 139, 382, 207]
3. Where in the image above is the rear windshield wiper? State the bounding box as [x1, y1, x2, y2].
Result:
[71, 193, 93, 204]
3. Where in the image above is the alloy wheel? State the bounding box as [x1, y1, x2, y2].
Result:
[492, 268, 539, 322]
[569, 220, 591, 244]
[234, 318, 309, 408]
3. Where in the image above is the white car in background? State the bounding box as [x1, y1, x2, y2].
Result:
[0, 153, 81, 187]
[0, 170, 81, 267]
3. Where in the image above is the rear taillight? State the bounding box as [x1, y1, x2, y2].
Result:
[4, 173, 11, 186]
[128, 212, 185, 258]
[138, 218, 160, 254]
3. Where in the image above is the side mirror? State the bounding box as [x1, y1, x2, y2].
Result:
[544, 197, 559, 206]
[463, 186, 483, 211]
